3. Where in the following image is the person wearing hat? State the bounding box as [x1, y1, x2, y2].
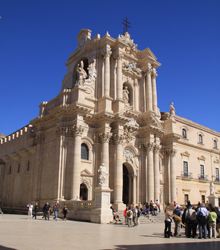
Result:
[197, 203, 209, 239]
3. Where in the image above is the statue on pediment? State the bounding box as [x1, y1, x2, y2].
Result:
[98, 163, 108, 186]
[76, 61, 87, 86]
[85, 59, 97, 82]
[169, 102, 175, 120]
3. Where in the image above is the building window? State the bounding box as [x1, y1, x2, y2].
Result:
[214, 140, 217, 149]
[199, 134, 203, 144]
[185, 194, 189, 204]
[9, 165, 11, 175]
[201, 195, 205, 203]
[182, 129, 187, 138]
[183, 161, 188, 176]
[200, 165, 204, 177]
[216, 168, 219, 182]
[81, 143, 89, 160]
[18, 163, 20, 173]
[27, 161, 30, 171]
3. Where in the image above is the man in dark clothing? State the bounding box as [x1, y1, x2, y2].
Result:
[215, 207, 220, 237]
[173, 205, 182, 236]
[45, 202, 50, 221]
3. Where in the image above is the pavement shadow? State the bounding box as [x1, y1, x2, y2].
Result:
[0, 246, 17, 250]
[110, 241, 220, 250]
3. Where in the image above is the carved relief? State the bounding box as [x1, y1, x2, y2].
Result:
[123, 61, 142, 77]
[76, 61, 87, 87]
[119, 32, 138, 56]
[123, 148, 133, 161]
[85, 59, 97, 83]
[98, 132, 112, 143]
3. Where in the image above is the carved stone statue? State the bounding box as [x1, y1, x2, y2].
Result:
[123, 86, 129, 104]
[85, 59, 97, 82]
[169, 102, 175, 120]
[76, 61, 87, 86]
[98, 163, 108, 186]
[210, 181, 214, 195]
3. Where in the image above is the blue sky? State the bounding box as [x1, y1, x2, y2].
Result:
[0, 0, 220, 135]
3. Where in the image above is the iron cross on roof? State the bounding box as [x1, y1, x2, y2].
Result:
[122, 17, 131, 34]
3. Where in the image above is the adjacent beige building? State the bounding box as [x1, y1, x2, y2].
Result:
[0, 29, 220, 212]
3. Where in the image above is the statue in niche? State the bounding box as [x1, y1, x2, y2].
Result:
[169, 102, 175, 120]
[76, 61, 87, 86]
[123, 86, 129, 104]
[210, 181, 214, 195]
[98, 163, 108, 186]
[85, 59, 97, 82]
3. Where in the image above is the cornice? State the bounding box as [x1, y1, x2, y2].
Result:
[175, 115, 220, 137]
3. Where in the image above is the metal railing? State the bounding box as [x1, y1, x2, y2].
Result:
[215, 177, 220, 182]
[198, 174, 208, 180]
[181, 171, 193, 178]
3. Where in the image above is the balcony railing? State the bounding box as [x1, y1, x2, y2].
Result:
[215, 177, 220, 182]
[198, 174, 208, 181]
[181, 171, 193, 178]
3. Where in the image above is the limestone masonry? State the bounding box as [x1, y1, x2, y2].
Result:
[0, 29, 220, 219]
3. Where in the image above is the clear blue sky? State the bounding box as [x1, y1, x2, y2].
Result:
[0, 0, 220, 135]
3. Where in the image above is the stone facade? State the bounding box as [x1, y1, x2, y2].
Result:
[0, 29, 220, 214]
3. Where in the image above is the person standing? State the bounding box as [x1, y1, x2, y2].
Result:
[197, 203, 209, 239]
[45, 202, 50, 221]
[185, 204, 197, 238]
[156, 200, 161, 213]
[0, 206, 3, 215]
[33, 203, 38, 220]
[164, 206, 173, 238]
[27, 203, 33, 220]
[124, 207, 129, 225]
[173, 205, 182, 237]
[208, 207, 217, 239]
[63, 206, 68, 221]
[215, 207, 220, 237]
[126, 207, 133, 227]
[53, 203, 59, 221]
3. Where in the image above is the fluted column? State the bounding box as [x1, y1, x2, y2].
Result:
[154, 144, 160, 201]
[134, 79, 139, 111]
[99, 132, 112, 188]
[104, 46, 112, 97]
[151, 68, 158, 112]
[170, 149, 177, 203]
[147, 142, 154, 201]
[71, 125, 84, 200]
[132, 174, 137, 204]
[116, 50, 123, 99]
[146, 63, 152, 111]
[113, 135, 124, 204]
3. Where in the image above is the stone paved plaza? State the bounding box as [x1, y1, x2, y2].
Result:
[0, 214, 220, 250]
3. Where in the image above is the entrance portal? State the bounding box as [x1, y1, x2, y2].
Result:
[123, 164, 129, 205]
[80, 183, 88, 200]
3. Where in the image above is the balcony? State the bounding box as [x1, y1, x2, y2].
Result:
[215, 178, 220, 182]
[198, 174, 208, 181]
[181, 171, 193, 178]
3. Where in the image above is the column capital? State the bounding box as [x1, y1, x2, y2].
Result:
[98, 132, 112, 143]
[147, 63, 152, 74]
[113, 50, 124, 60]
[144, 142, 155, 151]
[165, 149, 177, 157]
[154, 144, 161, 153]
[151, 68, 158, 78]
[112, 134, 124, 144]
[103, 46, 112, 58]
[72, 125, 84, 137]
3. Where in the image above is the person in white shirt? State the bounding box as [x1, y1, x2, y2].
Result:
[27, 203, 33, 220]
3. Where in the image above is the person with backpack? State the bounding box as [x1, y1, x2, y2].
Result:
[136, 206, 140, 225]
[208, 207, 217, 239]
[131, 205, 137, 226]
[126, 207, 133, 227]
[197, 203, 209, 239]
[173, 205, 182, 237]
[185, 204, 197, 238]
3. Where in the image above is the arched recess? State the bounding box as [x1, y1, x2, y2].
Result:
[72, 57, 89, 88]
[81, 137, 93, 162]
[80, 168, 93, 200]
[123, 82, 134, 107]
[80, 183, 88, 200]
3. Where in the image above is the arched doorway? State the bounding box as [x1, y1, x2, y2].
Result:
[80, 183, 88, 200]
[123, 164, 129, 205]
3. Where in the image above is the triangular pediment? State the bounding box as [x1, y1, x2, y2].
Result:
[181, 151, 190, 157]
[146, 48, 157, 61]
[198, 155, 206, 161]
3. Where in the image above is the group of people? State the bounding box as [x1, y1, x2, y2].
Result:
[124, 205, 141, 227]
[164, 201, 220, 239]
[27, 202, 68, 221]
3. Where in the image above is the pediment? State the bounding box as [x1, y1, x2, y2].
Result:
[198, 155, 206, 161]
[80, 169, 93, 177]
[146, 48, 157, 61]
[181, 151, 190, 157]
[214, 157, 220, 164]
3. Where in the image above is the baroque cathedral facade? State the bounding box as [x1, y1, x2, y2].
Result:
[0, 29, 220, 211]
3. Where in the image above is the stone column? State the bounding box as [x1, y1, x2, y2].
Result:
[71, 125, 84, 200]
[151, 68, 158, 112]
[104, 46, 112, 97]
[116, 50, 123, 99]
[129, 175, 132, 204]
[154, 144, 160, 201]
[142, 75, 146, 112]
[136, 169, 139, 205]
[170, 149, 177, 203]
[99, 132, 112, 188]
[146, 63, 152, 111]
[147, 142, 154, 202]
[134, 79, 139, 111]
[132, 174, 137, 204]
